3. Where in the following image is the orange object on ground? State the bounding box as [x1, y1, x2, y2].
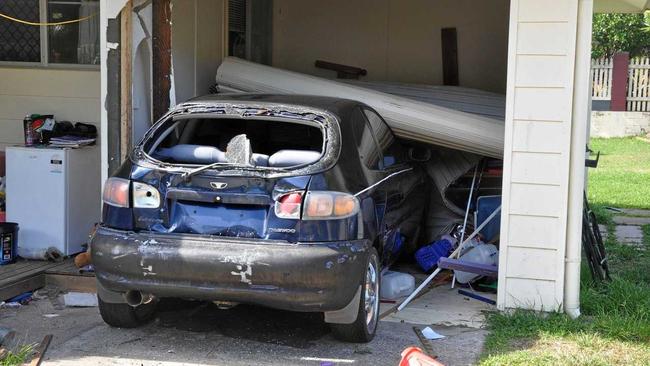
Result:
[74, 251, 92, 268]
[399, 347, 444, 366]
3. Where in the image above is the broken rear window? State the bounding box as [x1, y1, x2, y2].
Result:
[143, 115, 325, 169]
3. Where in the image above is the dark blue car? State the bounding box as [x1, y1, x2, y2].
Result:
[91, 94, 425, 342]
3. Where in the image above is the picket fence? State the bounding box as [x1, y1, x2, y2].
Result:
[591, 56, 650, 112]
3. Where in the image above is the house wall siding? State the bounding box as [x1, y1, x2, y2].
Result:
[0, 68, 100, 151]
[498, 0, 580, 311]
[272, 0, 510, 93]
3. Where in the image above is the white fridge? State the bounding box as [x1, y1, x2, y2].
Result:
[6, 146, 101, 258]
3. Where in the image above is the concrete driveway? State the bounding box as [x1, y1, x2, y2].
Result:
[1, 282, 490, 366]
[2, 296, 426, 366]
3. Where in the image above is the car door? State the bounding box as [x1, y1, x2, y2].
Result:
[348, 107, 388, 247]
[361, 108, 423, 263]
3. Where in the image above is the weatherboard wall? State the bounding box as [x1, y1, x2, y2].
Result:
[498, 0, 580, 311]
[0, 68, 100, 151]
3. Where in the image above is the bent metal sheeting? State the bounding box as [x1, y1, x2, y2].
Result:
[216, 57, 505, 158]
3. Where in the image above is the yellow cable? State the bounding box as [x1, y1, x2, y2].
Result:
[0, 11, 96, 26]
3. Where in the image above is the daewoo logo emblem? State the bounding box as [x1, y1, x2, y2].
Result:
[210, 182, 228, 189]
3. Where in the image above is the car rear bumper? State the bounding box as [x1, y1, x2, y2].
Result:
[90, 226, 371, 312]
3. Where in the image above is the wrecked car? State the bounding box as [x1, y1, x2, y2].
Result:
[91, 94, 425, 342]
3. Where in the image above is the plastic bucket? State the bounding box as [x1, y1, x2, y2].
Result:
[0, 222, 18, 265]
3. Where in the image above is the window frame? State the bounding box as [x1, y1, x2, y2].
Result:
[0, 0, 99, 70]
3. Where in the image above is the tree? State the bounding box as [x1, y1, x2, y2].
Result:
[592, 12, 650, 58]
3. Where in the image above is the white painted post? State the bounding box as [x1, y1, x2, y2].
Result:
[498, 0, 581, 312]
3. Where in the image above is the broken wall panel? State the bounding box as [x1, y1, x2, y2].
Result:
[215, 57, 505, 158]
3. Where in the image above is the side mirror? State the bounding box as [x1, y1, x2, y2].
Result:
[408, 146, 431, 162]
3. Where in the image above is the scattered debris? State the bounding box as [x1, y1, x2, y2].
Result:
[381, 271, 415, 300]
[0, 326, 15, 346]
[28, 334, 52, 366]
[79, 264, 95, 273]
[1, 302, 21, 309]
[457, 289, 496, 305]
[74, 251, 92, 268]
[62, 292, 98, 307]
[421, 327, 445, 340]
[6, 292, 32, 305]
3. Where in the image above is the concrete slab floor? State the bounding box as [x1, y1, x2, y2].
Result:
[613, 215, 650, 226]
[618, 208, 650, 217]
[383, 285, 493, 329]
[614, 225, 646, 249]
[0, 295, 487, 366]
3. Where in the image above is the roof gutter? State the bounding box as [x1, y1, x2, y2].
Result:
[565, 0, 594, 319]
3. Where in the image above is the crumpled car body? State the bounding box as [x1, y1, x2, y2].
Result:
[91, 94, 425, 342]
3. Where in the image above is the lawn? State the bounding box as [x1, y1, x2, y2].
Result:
[588, 137, 650, 209]
[480, 137, 650, 366]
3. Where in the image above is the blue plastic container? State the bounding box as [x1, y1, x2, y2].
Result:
[415, 239, 453, 272]
[0, 222, 18, 265]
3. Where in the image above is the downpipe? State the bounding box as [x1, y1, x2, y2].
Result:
[124, 290, 155, 307]
[564, 0, 593, 319]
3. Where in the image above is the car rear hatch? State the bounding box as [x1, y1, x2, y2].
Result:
[126, 101, 341, 242]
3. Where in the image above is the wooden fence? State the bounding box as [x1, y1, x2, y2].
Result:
[591, 57, 612, 101]
[591, 56, 650, 112]
[627, 57, 650, 112]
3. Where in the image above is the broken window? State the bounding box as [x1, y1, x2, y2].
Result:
[147, 117, 324, 168]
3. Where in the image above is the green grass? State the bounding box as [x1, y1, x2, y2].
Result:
[588, 137, 650, 209]
[0, 345, 34, 366]
[480, 138, 650, 366]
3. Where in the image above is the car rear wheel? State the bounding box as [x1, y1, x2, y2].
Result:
[98, 297, 157, 328]
[330, 247, 380, 343]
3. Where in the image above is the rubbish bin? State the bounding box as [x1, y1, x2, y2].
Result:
[0, 222, 18, 265]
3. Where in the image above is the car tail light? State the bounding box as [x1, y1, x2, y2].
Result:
[133, 182, 161, 208]
[103, 177, 130, 208]
[274, 191, 304, 219]
[303, 192, 360, 220]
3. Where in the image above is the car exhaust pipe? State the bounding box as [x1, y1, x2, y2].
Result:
[213, 301, 239, 310]
[124, 290, 155, 307]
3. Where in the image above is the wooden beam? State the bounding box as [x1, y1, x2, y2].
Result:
[45, 274, 97, 294]
[441, 28, 459, 86]
[107, 17, 122, 175]
[0, 274, 45, 302]
[153, 0, 172, 121]
[120, 1, 133, 163]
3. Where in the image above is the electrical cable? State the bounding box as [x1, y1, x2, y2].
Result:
[0, 11, 96, 26]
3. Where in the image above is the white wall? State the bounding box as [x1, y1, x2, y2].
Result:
[498, 0, 581, 312]
[272, 0, 510, 93]
[0, 68, 100, 150]
[171, 0, 225, 104]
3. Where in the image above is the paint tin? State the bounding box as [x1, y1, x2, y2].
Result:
[23, 115, 34, 146]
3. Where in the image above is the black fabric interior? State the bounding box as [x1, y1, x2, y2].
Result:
[187, 118, 322, 155]
[152, 118, 323, 166]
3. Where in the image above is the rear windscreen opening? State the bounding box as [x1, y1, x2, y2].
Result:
[145, 117, 325, 168]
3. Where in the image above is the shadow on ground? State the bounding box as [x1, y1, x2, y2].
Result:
[156, 299, 330, 349]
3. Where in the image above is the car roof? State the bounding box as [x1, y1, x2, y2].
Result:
[186, 93, 364, 116]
